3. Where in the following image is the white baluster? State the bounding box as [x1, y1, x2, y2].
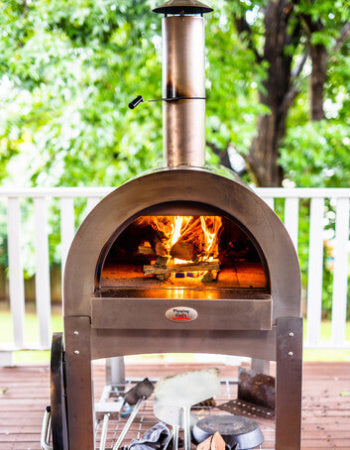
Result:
[331, 198, 349, 346]
[306, 198, 324, 346]
[60, 198, 75, 283]
[34, 197, 51, 349]
[284, 197, 299, 250]
[7, 197, 25, 348]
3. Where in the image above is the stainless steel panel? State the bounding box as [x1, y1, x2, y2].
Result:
[91, 297, 272, 331]
[90, 327, 277, 361]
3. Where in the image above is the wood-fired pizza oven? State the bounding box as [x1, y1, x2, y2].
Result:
[47, 2, 303, 449]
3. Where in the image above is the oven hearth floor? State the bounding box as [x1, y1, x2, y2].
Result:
[0, 361, 349, 449]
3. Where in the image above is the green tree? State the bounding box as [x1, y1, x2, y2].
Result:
[1, 0, 349, 188]
[207, 0, 350, 187]
[1, 0, 163, 187]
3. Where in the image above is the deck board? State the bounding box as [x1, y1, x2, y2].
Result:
[0, 361, 349, 449]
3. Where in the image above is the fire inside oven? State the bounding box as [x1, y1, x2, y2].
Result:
[97, 208, 269, 299]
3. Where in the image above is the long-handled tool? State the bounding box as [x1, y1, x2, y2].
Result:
[153, 401, 198, 450]
[113, 378, 154, 450]
[153, 401, 182, 450]
[154, 369, 221, 450]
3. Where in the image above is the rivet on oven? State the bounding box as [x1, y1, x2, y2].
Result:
[74, 350, 80, 355]
[73, 330, 79, 335]
[289, 332, 294, 337]
[288, 351, 294, 356]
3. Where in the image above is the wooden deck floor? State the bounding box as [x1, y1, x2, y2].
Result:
[0, 361, 349, 449]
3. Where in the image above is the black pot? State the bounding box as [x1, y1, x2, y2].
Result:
[192, 415, 264, 449]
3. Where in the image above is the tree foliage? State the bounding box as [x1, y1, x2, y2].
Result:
[1, 0, 349, 188]
[207, 0, 350, 187]
[1, 0, 163, 186]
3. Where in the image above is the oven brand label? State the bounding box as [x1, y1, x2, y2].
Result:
[165, 307, 198, 322]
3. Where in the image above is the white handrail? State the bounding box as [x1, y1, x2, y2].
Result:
[0, 186, 349, 197]
[0, 187, 349, 353]
[0, 187, 113, 197]
[255, 187, 350, 197]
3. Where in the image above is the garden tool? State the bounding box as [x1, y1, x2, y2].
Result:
[113, 378, 154, 450]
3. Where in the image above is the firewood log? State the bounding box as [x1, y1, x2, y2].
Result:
[238, 368, 275, 409]
[170, 240, 196, 261]
[201, 271, 218, 283]
[152, 235, 168, 257]
[138, 245, 155, 255]
[196, 432, 226, 450]
[143, 261, 220, 275]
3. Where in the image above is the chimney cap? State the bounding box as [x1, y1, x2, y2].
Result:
[153, 0, 213, 15]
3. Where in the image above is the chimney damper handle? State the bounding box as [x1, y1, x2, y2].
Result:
[128, 95, 206, 109]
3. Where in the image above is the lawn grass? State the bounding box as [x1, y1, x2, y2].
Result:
[303, 320, 350, 362]
[0, 302, 349, 364]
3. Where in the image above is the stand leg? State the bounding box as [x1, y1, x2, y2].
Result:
[276, 317, 303, 450]
[65, 316, 95, 450]
[106, 357, 125, 392]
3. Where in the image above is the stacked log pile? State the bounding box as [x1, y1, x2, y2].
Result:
[136, 216, 222, 282]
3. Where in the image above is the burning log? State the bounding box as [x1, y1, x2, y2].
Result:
[143, 261, 220, 276]
[136, 216, 222, 281]
[154, 256, 169, 267]
[138, 245, 154, 255]
[152, 235, 168, 257]
[138, 239, 168, 257]
[170, 240, 199, 261]
[201, 271, 218, 283]
[153, 256, 171, 281]
[136, 215, 222, 261]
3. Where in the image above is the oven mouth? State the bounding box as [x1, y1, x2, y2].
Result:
[94, 201, 270, 298]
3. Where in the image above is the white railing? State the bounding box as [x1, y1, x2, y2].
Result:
[0, 187, 349, 361]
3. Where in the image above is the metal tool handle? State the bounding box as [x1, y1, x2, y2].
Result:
[163, 427, 174, 450]
[128, 95, 144, 109]
[40, 406, 53, 450]
[113, 398, 144, 450]
[183, 407, 191, 450]
[173, 424, 179, 450]
[99, 413, 110, 450]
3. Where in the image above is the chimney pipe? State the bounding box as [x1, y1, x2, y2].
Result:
[153, 1, 213, 167]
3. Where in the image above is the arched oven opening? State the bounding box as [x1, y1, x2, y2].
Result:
[96, 202, 270, 299]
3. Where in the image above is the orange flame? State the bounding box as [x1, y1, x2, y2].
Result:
[135, 215, 222, 263]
